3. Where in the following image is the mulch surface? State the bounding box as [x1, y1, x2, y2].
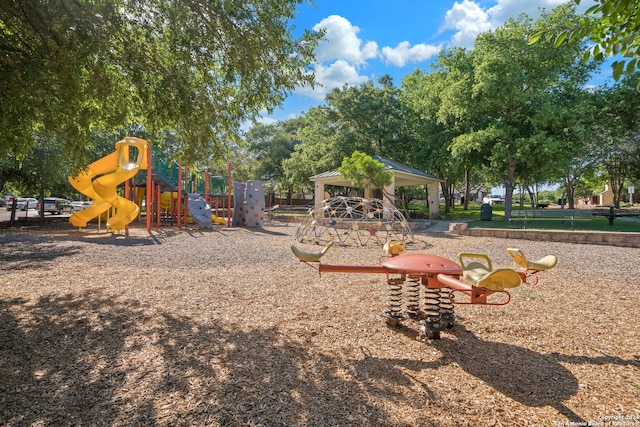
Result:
[1, 220, 639, 426]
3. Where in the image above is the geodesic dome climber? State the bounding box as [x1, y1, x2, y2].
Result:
[294, 196, 414, 246]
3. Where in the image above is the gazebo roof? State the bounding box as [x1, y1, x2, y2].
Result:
[309, 155, 442, 188]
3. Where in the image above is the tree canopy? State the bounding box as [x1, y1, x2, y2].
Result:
[530, 0, 640, 82]
[0, 0, 320, 168]
[338, 151, 393, 194]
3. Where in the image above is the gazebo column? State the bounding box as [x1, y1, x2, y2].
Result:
[314, 181, 325, 207]
[428, 182, 440, 219]
[383, 181, 395, 206]
[364, 186, 373, 199]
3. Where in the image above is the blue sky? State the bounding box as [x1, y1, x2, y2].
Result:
[262, 0, 610, 123]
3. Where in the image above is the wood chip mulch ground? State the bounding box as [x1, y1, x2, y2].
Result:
[0, 220, 638, 426]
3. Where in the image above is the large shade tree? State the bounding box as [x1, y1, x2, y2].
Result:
[447, 5, 596, 219]
[515, 86, 599, 209]
[593, 73, 640, 206]
[244, 118, 306, 190]
[0, 0, 320, 171]
[282, 76, 408, 195]
[282, 106, 342, 194]
[401, 49, 475, 212]
[322, 75, 409, 163]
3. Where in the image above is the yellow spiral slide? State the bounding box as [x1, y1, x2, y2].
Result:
[69, 137, 148, 230]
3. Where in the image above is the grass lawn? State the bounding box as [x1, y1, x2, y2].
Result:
[409, 202, 640, 233]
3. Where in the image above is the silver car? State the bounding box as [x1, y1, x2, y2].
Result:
[71, 200, 92, 211]
[482, 194, 505, 205]
[7, 197, 38, 211]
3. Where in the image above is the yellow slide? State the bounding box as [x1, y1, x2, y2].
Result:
[161, 191, 178, 211]
[69, 137, 148, 230]
[212, 214, 226, 224]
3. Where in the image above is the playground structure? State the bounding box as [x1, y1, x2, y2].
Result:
[69, 137, 148, 231]
[295, 196, 414, 247]
[291, 243, 556, 339]
[68, 137, 234, 232]
[507, 248, 558, 285]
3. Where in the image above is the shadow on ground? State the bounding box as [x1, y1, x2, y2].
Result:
[1, 290, 638, 425]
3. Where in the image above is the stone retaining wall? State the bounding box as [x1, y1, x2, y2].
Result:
[269, 215, 640, 248]
[454, 227, 640, 248]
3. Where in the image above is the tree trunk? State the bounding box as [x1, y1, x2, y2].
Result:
[503, 147, 516, 221]
[442, 178, 453, 213]
[463, 168, 470, 210]
[566, 184, 575, 209]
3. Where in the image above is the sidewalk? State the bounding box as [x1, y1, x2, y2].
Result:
[412, 220, 461, 233]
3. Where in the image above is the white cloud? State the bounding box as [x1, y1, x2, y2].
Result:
[382, 41, 441, 67]
[302, 15, 440, 100]
[313, 15, 378, 65]
[443, 0, 591, 48]
[443, 0, 492, 48]
[296, 60, 370, 100]
[293, 15, 379, 101]
[487, 0, 571, 26]
[256, 116, 278, 126]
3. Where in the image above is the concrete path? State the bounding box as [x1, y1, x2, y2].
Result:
[414, 220, 460, 233]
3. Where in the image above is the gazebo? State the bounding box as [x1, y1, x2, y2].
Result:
[309, 155, 443, 219]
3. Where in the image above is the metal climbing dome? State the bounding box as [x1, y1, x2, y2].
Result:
[294, 196, 414, 246]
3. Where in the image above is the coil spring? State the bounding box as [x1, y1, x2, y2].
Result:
[385, 278, 404, 319]
[439, 288, 455, 329]
[423, 287, 441, 321]
[405, 277, 420, 318]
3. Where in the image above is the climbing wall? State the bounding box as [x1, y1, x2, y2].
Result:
[244, 180, 265, 227]
[232, 182, 246, 226]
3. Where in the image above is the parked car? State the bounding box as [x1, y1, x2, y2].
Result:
[7, 197, 38, 211]
[39, 198, 73, 214]
[482, 194, 505, 205]
[71, 200, 92, 211]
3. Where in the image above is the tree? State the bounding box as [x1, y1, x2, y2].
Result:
[0, 0, 320, 168]
[531, 0, 640, 82]
[400, 50, 475, 212]
[593, 73, 640, 206]
[337, 151, 393, 199]
[245, 118, 305, 190]
[282, 76, 407, 196]
[12, 132, 73, 208]
[282, 106, 343, 194]
[323, 76, 408, 162]
[448, 5, 596, 219]
[520, 87, 599, 209]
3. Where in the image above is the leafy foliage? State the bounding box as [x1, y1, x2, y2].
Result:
[281, 76, 408, 193]
[244, 119, 306, 190]
[400, 51, 474, 212]
[281, 107, 343, 193]
[323, 76, 408, 161]
[447, 6, 595, 219]
[338, 151, 392, 191]
[530, 0, 640, 82]
[592, 73, 640, 206]
[0, 0, 320, 169]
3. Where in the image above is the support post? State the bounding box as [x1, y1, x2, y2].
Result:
[125, 179, 130, 236]
[156, 184, 161, 228]
[227, 162, 232, 227]
[146, 142, 152, 231]
[177, 163, 183, 228]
